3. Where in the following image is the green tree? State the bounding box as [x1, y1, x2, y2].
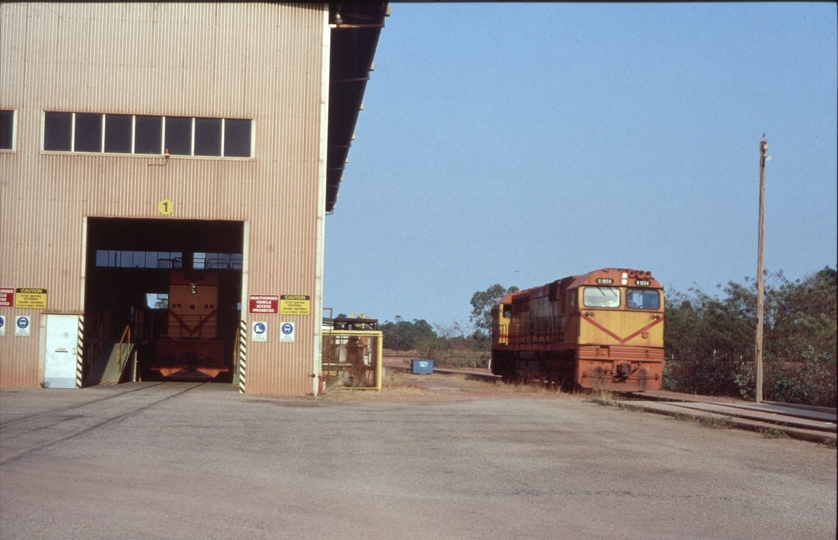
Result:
[380, 316, 437, 351]
[763, 267, 836, 405]
[469, 284, 518, 339]
[664, 267, 836, 406]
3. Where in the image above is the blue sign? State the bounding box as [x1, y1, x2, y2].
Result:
[280, 322, 295, 343]
[15, 315, 31, 337]
[252, 321, 268, 342]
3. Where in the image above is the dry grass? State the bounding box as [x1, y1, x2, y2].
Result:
[592, 388, 616, 406]
[316, 370, 426, 401]
[619, 403, 646, 413]
[316, 367, 579, 402]
[758, 427, 790, 439]
[699, 415, 735, 429]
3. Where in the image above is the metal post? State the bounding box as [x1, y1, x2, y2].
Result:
[755, 136, 767, 403]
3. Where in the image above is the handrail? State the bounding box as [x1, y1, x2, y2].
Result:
[117, 324, 131, 370]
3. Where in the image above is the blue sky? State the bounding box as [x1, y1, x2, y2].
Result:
[323, 3, 837, 329]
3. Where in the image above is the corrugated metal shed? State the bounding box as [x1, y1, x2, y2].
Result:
[0, 2, 386, 395]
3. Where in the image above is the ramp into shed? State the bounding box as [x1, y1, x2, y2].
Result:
[84, 339, 133, 386]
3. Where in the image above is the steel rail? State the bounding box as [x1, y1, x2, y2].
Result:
[0, 382, 167, 429]
[0, 383, 204, 469]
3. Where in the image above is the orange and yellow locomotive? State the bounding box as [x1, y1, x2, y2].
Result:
[491, 268, 664, 391]
[151, 271, 229, 381]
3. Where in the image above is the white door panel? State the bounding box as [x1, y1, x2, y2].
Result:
[44, 315, 78, 389]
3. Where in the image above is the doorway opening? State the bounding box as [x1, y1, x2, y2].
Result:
[83, 218, 243, 385]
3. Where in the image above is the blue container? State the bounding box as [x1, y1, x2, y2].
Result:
[411, 359, 433, 374]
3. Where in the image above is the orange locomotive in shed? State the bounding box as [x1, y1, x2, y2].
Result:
[491, 268, 664, 391]
[151, 271, 229, 381]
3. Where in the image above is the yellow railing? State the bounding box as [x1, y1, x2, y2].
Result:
[321, 328, 383, 391]
[117, 324, 131, 372]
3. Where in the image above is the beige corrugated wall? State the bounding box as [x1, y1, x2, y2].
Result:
[0, 3, 328, 395]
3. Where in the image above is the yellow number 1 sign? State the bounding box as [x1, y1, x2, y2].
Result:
[158, 199, 173, 215]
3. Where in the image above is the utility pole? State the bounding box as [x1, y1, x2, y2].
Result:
[755, 135, 768, 403]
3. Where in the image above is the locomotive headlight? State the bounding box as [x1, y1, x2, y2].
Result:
[621, 279, 627, 285]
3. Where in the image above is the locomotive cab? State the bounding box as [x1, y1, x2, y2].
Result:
[569, 270, 664, 390]
[492, 303, 512, 347]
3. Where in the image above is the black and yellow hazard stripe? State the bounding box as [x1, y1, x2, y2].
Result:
[237, 320, 247, 393]
[75, 316, 84, 388]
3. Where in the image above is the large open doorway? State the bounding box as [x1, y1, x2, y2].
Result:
[84, 218, 244, 385]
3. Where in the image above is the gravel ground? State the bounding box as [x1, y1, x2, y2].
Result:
[0, 379, 835, 540]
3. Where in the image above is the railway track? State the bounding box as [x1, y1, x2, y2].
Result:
[0, 382, 204, 468]
[414, 366, 836, 443]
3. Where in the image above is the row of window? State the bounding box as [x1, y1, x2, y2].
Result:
[0, 110, 253, 158]
[96, 250, 184, 269]
[193, 252, 243, 270]
[95, 250, 243, 270]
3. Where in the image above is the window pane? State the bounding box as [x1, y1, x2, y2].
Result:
[0, 110, 14, 150]
[582, 287, 621, 308]
[158, 252, 174, 269]
[44, 112, 72, 151]
[146, 293, 168, 310]
[193, 252, 206, 270]
[165, 116, 192, 155]
[135, 115, 162, 154]
[207, 253, 230, 269]
[626, 289, 660, 310]
[105, 114, 132, 153]
[145, 251, 158, 268]
[119, 251, 133, 268]
[224, 119, 251, 157]
[194, 118, 222, 156]
[74, 113, 102, 152]
[95, 250, 109, 267]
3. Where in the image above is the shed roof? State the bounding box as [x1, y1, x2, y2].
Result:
[326, 2, 388, 213]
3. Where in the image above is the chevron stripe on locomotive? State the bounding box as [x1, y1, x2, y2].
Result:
[491, 268, 664, 391]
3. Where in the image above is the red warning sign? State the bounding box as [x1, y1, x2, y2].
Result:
[0, 288, 14, 308]
[249, 295, 278, 314]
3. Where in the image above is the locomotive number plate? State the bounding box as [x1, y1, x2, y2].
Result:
[635, 279, 650, 286]
[596, 278, 613, 284]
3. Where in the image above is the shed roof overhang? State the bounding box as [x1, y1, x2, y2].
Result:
[325, 2, 388, 213]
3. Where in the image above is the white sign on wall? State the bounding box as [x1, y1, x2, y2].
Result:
[280, 322, 295, 343]
[15, 315, 31, 337]
[252, 322, 268, 343]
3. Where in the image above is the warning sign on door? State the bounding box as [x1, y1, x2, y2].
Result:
[0, 288, 13, 308]
[280, 322, 295, 343]
[15, 315, 31, 337]
[249, 295, 278, 314]
[280, 295, 310, 315]
[252, 322, 268, 343]
[15, 288, 47, 309]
